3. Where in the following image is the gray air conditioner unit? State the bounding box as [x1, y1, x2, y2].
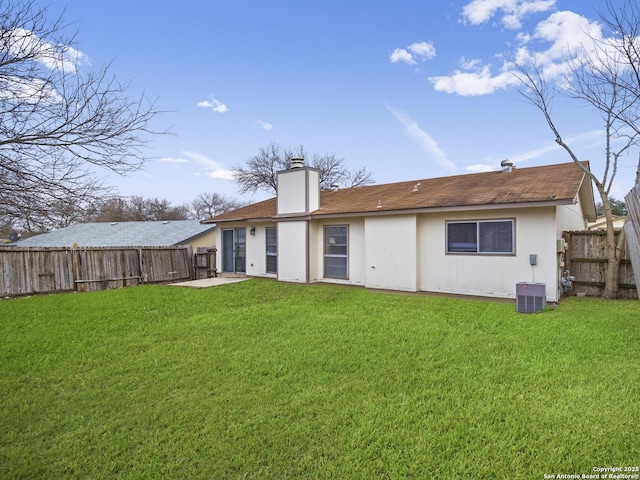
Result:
[516, 282, 546, 313]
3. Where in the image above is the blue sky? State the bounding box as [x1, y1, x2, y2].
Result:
[47, 0, 636, 205]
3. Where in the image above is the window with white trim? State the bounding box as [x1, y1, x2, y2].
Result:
[324, 225, 348, 279]
[265, 227, 277, 273]
[446, 219, 514, 254]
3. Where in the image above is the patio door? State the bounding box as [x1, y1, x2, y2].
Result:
[222, 228, 246, 273]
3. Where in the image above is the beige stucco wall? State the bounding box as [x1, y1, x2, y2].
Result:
[556, 199, 587, 236]
[245, 224, 265, 276]
[185, 229, 217, 251]
[419, 207, 559, 301]
[244, 222, 277, 278]
[216, 199, 588, 302]
[278, 221, 309, 283]
[309, 218, 365, 286]
[364, 215, 418, 292]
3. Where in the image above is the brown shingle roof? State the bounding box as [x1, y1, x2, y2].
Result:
[206, 197, 277, 222]
[207, 162, 589, 223]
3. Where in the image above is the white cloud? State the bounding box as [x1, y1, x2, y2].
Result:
[460, 57, 483, 70]
[0, 75, 63, 103]
[183, 151, 234, 180]
[386, 105, 456, 170]
[390, 41, 436, 65]
[430, 63, 518, 96]
[465, 130, 602, 173]
[390, 48, 415, 65]
[511, 11, 604, 85]
[257, 120, 273, 131]
[408, 41, 436, 59]
[6, 28, 89, 73]
[462, 0, 556, 30]
[432, 7, 604, 96]
[197, 96, 229, 113]
[159, 156, 189, 164]
[511, 129, 603, 164]
[532, 11, 602, 60]
[0, 28, 89, 104]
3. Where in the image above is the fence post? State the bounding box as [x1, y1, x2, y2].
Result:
[72, 243, 84, 292]
[137, 248, 144, 284]
[185, 245, 194, 280]
[563, 232, 571, 275]
[210, 247, 217, 278]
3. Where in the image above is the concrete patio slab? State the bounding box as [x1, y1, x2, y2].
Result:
[169, 277, 249, 288]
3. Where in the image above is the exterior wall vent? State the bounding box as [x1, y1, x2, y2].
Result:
[516, 282, 546, 313]
[501, 159, 514, 173]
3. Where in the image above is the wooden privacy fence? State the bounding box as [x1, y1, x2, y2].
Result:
[563, 230, 637, 299]
[0, 245, 215, 297]
[194, 247, 217, 280]
[624, 184, 640, 296]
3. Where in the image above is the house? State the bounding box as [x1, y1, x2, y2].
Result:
[13, 220, 216, 250]
[588, 214, 627, 231]
[205, 160, 595, 302]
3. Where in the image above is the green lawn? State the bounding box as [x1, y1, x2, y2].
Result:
[0, 279, 638, 479]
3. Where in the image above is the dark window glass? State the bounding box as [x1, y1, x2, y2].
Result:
[266, 227, 277, 273]
[324, 225, 348, 278]
[447, 220, 514, 254]
[447, 222, 477, 253]
[479, 221, 513, 253]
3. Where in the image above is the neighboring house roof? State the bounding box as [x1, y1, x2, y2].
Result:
[14, 220, 216, 248]
[206, 162, 595, 223]
[588, 214, 628, 230]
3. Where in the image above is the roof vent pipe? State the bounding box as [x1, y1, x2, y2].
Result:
[330, 182, 339, 191]
[290, 156, 304, 168]
[501, 159, 514, 173]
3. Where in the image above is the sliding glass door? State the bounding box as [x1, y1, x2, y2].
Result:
[222, 228, 246, 273]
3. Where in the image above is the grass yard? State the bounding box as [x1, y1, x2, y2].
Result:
[0, 279, 638, 479]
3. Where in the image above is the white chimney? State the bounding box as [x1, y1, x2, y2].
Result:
[276, 159, 320, 215]
[275, 156, 320, 285]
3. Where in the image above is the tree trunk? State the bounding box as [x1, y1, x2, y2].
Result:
[604, 248, 621, 299]
[598, 184, 621, 299]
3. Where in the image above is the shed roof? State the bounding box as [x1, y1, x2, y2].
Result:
[14, 220, 215, 248]
[207, 162, 595, 222]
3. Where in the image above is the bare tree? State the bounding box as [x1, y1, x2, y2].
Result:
[126, 197, 188, 221]
[189, 192, 246, 220]
[89, 196, 189, 222]
[232, 142, 374, 195]
[343, 165, 374, 189]
[1, 179, 108, 233]
[85, 197, 128, 223]
[513, 0, 640, 298]
[0, 1, 164, 233]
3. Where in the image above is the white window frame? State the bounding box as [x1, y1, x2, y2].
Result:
[446, 219, 515, 255]
[265, 227, 277, 274]
[324, 225, 349, 279]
